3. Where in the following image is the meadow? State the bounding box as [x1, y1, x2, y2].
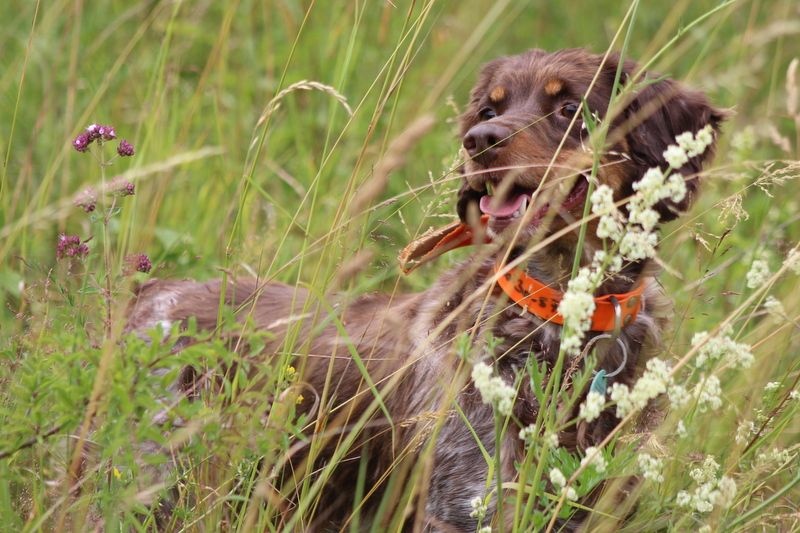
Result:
[1, 0, 799, 531]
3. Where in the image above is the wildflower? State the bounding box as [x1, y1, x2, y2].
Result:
[735, 420, 756, 445]
[695, 375, 722, 412]
[479, 527, 492, 533]
[746, 257, 770, 289]
[518, 424, 536, 445]
[667, 383, 690, 409]
[590, 184, 616, 215]
[549, 468, 567, 489]
[690, 456, 720, 484]
[592, 250, 622, 273]
[676, 420, 687, 438]
[610, 358, 672, 418]
[663, 144, 689, 169]
[296, 394, 304, 405]
[790, 390, 800, 401]
[596, 213, 624, 241]
[637, 453, 664, 483]
[785, 248, 800, 275]
[75, 188, 97, 212]
[581, 446, 607, 473]
[563, 487, 578, 500]
[692, 328, 754, 369]
[471, 362, 516, 416]
[72, 133, 91, 152]
[618, 228, 658, 261]
[764, 381, 780, 392]
[762, 295, 784, 318]
[117, 139, 135, 157]
[469, 496, 487, 520]
[56, 234, 89, 259]
[545, 432, 559, 448]
[113, 467, 122, 480]
[578, 391, 605, 423]
[117, 180, 135, 196]
[558, 267, 599, 355]
[126, 253, 152, 274]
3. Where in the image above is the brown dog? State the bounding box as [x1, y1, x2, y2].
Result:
[127, 48, 724, 531]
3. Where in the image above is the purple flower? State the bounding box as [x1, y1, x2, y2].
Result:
[56, 234, 89, 259]
[126, 253, 152, 273]
[119, 180, 135, 196]
[75, 188, 97, 212]
[72, 133, 91, 152]
[98, 125, 116, 140]
[117, 140, 135, 157]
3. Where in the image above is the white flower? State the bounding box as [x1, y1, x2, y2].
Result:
[471, 362, 516, 416]
[563, 487, 578, 501]
[764, 381, 780, 392]
[692, 328, 754, 369]
[549, 467, 567, 489]
[785, 248, 800, 275]
[590, 184, 616, 215]
[676, 420, 687, 438]
[579, 391, 606, 423]
[637, 453, 664, 482]
[735, 420, 756, 444]
[581, 446, 607, 473]
[479, 527, 492, 533]
[592, 250, 623, 273]
[715, 476, 737, 507]
[668, 383, 691, 409]
[618, 228, 658, 261]
[746, 258, 771, 289]
[790, 390, 800, 401]
[690, 456, 720, 484]
[545, 432, 560, 448]
[763, 295, 785, 318]
[695, 375, 722, 412]
[558, 267, 599, 355]
[663, 144, 689, 168]
[518, 424, 536, 445]
[469, 496, 488, 520]
[596, 214, 624, 241]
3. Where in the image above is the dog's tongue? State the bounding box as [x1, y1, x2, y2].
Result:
[479, 193, 527, 218]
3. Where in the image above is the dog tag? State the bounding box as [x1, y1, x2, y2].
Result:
[590, 369, 608, 396]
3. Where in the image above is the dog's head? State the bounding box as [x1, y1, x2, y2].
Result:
[457, 48, 726, 236]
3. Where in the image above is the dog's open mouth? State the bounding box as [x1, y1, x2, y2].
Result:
[478, 175, 590, 228]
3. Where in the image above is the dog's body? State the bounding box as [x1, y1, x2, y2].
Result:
[127, 49, 724, 530]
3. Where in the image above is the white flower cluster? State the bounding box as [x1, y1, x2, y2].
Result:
[469, 496, 487, 520]
[669, 125, 715, 167]
[756, 447, 793, 466]
[518, 424, 536, 446]
[471, 362, 516, 416]
[609, 358, 672, 418]
[637, 453, 665, 483]
[785, 248, 800, 275]
[578, 391, 606, 423]
[581, 446, 607, 473]
[677, 456, 737, 513]
[746, 256, 771, 289]
[695, 375, 723, 412]
[557, 266, 601, 356]
[762, 295, 785, 318]
[735, 420, 757, 445]
[691, 327, 754, 369]
[549, 467, 579, 500]
[667, 383, 691, 409]
[478, 527, 492, 533]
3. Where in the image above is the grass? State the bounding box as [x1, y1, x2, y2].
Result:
[1, 0, 799, 531]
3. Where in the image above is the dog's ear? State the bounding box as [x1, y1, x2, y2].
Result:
[619, 68, 727, 221]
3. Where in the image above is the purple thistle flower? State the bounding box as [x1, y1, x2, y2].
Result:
[119, 180, 135, 196]
[117, 140, 135, 157]
[56, 234, 89, 260]
[73, 133, 91, 152]
[98, 125, 116, 141]
[126, 253, 152, 274]
[75, 188, 97, 212]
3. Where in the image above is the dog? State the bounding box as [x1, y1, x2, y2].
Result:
[126, 48, 724, 531]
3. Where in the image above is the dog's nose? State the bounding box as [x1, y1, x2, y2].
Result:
[463, 123, 511, 166]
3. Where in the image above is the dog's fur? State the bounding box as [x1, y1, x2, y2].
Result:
[127, 49, 724, 531]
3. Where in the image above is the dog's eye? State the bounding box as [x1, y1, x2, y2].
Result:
[478, 107, 497, 121]
[560, 102, 580, 119]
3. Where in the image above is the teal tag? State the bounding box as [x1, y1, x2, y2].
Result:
[590, 369, 608, 395]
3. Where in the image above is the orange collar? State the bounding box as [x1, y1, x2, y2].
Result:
[398, 215, 646, 332]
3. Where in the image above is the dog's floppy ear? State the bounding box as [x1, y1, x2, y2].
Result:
[621, 70, 727, 221]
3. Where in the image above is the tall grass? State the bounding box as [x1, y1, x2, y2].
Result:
[1, 0, 798, 531]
